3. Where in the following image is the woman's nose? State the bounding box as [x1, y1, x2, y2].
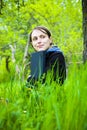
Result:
[37, 38, 41, 43]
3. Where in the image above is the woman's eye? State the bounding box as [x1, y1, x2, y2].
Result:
[40, 35, 45, 38]
[32, 37, 37, 41]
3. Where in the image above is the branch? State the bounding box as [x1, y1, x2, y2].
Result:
[23, 34, 30, 64]
[9, 44, 16, 63]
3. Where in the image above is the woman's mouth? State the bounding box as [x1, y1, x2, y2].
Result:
[37, 45, 44, 48]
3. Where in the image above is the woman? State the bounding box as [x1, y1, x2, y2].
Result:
[27, 26, 66, 85]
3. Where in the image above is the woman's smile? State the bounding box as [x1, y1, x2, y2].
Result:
[37, 44, 44, 48]
[31, 29, 52, 51]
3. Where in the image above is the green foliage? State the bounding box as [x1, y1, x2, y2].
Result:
[0, 1, 86, 129]
[0, 63, 87, 130]
[0, 0, 82, 58]
[0, 57, 16, 83]
[0, 0, 83, 82]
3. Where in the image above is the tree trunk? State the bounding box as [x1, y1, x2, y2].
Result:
[0, 0, 3, 14]
[82, 0, 87, 63]
[23, 34, 30, 64]
[9, 44, 16, 63]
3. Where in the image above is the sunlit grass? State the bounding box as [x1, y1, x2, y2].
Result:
[0, 63, 87, 130]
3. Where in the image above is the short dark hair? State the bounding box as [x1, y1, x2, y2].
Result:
[29, 26, 52, 43]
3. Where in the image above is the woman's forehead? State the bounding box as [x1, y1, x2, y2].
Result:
[31, 29, 47, 37]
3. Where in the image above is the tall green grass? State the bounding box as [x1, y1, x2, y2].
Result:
[0, 63, 87, 130]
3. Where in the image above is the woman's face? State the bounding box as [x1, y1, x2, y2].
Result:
[31, 29, 52, 51]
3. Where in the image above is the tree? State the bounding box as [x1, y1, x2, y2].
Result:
[82, 0, 87, 63]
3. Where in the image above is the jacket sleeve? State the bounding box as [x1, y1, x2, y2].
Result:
[45, 51, 66, 85]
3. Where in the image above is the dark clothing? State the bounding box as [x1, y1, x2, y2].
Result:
[45, 46, 66, 84]
[27, 46, 66, 85]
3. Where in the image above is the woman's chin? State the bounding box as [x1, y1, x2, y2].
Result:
[38, 48, 45, 51]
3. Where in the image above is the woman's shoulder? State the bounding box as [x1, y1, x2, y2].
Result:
[47, 46, 62, 53]
[46, 46, 65, 61]
[46, 46, 64, 57]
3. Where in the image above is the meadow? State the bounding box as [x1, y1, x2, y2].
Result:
[0, 1, 87, 130]
[0, 63, 87, 130]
